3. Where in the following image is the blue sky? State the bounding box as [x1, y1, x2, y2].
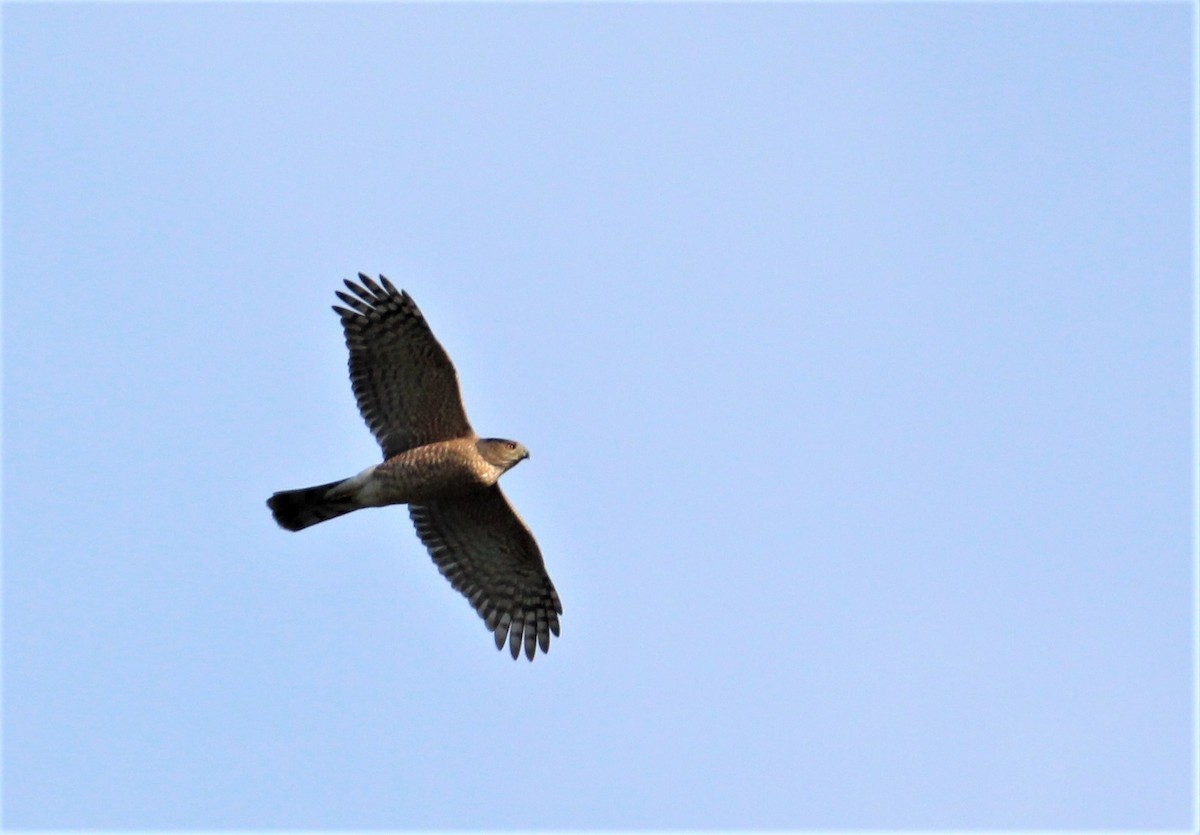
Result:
[2, 2, 1195, 830]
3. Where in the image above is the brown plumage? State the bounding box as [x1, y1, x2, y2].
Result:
[267, 275, 561, 660]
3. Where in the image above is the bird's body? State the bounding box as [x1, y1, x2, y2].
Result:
[369, 438, 510, 502]
[272, 437, 511, 527]
[267, 275, 561, 660]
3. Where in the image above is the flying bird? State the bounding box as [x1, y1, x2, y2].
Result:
[267, 275, 561, 660]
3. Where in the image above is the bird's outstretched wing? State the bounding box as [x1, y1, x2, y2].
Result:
[333, 275, 473, 458]
[409, 485, 562, 660]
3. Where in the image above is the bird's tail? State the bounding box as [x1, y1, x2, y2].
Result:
[267, 478, 362, 532]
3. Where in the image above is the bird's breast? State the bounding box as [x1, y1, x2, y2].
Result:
[372, 440, 498, 505]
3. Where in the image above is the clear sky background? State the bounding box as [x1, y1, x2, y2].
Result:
[2, 2, 1194, 830]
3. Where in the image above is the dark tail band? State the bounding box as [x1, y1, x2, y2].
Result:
[267, 479, 359, 531]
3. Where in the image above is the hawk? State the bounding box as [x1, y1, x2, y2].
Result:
[267, 274, 562, 660]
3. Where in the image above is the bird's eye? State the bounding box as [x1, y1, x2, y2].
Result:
[505, 442, 516, 450]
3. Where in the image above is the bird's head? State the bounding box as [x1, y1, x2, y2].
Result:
[478, 438, 530, 471]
